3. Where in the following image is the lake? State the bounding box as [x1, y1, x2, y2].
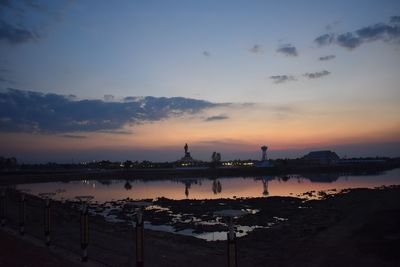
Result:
[16, 168, 400, 202]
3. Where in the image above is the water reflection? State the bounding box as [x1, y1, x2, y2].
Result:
[15, 168, 400, 203]
[212, 180, 222, 195]
[124, 181, 132, 190]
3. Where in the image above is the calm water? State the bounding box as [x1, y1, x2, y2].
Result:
[16, 168, 400, 202]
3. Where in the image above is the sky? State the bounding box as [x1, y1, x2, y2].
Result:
[1, 0, 400, 163]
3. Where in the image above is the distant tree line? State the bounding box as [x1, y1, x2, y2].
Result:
[0, 157, 17, 170]
[1, 155, 399, 171]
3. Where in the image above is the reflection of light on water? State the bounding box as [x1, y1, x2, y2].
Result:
[81, 201, 272, 241]
[15, 168, 400, 202]
[143, 222, 268, 241]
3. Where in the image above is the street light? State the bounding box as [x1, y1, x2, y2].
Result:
[214, 209, 247, 267]
[75, 195, 94, 262]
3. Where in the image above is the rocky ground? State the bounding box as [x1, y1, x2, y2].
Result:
[0, 186, 400, 266]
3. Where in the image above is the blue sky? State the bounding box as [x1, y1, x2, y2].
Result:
[1, 0, 400, 162]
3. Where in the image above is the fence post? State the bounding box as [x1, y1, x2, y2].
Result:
[214, 209, 247, 267]
[76, 195, 94, 262]
[125, 201, 151, 267]
[0, 188, 6, 227]
[19, 193, 26, 235]
[39, 192, 56, 246]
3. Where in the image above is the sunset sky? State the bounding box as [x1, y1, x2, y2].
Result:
[1, 0, 400, 163]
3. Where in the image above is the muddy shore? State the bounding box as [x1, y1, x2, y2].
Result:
[1, 186, 399, 266]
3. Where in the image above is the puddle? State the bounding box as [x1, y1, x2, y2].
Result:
[144, 221, 268, 241]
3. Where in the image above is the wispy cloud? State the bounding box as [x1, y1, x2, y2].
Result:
[277, 44, 298, 56]
[0, 0, 75, 46]
[202, 51, 211, 57]
[0, 89, 217, 133]
[270, 75, 296, 84]
[319, 55, 336, 61]
[103, 94, 114, 102]
[0, 76, 15, 84]
[390, 16, 400, 24]
[315, 34, 335, 46]
[249, 44, 263, 54]
[304, 70, 330, 79]
[205, 115, 229, 122]
[96, 129, 133, 135]
[314, 16, 400, 49]
[0, 19, 38, 45]
[61, 134, 87, 139]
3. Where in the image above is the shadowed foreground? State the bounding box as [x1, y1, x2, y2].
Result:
[0, 186, 399, 266]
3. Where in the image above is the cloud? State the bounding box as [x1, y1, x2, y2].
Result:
[0, 76, 15, 84]
[0, 0, 75, 46]
[304, 70, 330, 79]
[202, 51, 211, 57]
[0, 0, 11, 8]
[319, 55, 336, 61]
[314, 17, 400, 50]
[205, 115, 229, 122]
[335, 32, 363, 49]
[0, 19, 38, 45]
[390, 16, 400, 24]
[270, 75, 296, 84]
[314, 34, 335, 46]
[61, 134, 87, 139]
[249, 44, 263, 54]
[96, 129, 133, 135]
[0, 88, 217, 133]
[276, 44, 298, 56]
[103, 94, 114, 102]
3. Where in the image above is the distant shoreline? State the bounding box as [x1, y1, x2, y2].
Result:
[1, 161, 400, 185]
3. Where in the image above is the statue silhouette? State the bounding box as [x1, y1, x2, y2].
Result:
[184, 143, 188, 154]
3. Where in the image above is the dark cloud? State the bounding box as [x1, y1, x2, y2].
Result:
[335, 32, 362, 49]
[319, 55, 336, 61]
[0, 0, 75, 45]
[0, 76, 15, 84]
[0, 69, 15, 83]
[276, 44, 298, 56]
[249, 44, 263, 54]
[314, 33, 335, 46]
[390, 16, 400, 24]
[202, 51, 211, 57]
[0, 0, 11, 7]
[314, 17, 400, 49]
[270, 75, 296, 84]
[61, 134, 87, 139]
[0, 89, 217, 133]
[304, 70, 330, 79]
[205, 115, 229, 122]
[96, 129, 133, 135]
[0, 19, 38, 44]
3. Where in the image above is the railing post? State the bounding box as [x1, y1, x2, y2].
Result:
[45, 198, 51, 245]
[39, 192, 55, 246]
[0, 188, 6, 227]
[125, 201, 151, 267]
[19, 193, 26, 235]
[81, 203, 89, 262]
[214, 209, 247, 267]
[76, 195, 94, 262]
[227, 217, 237, 267]
[136, 208, 144, 267]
